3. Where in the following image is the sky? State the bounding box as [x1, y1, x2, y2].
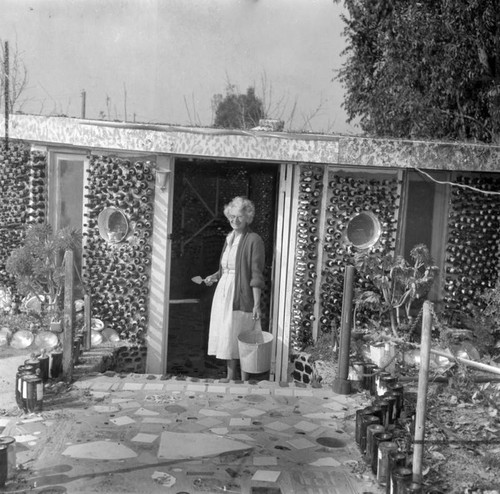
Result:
[1, 0, 359, 135]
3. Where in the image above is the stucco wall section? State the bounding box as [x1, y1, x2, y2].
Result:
[3, 114, 500, 171]
[2, 115, 340, 164]
[338, 136, 500, 171]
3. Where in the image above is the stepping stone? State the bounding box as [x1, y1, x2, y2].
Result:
[63, 441, 137, 460]
[144, 383, 165, 391]
[122, 382, 144, 391]
[131, 433, 158, 443]
[157, 431, 251, 460]
[110, 416, 136, 426]
[251, 470, 281, 482]
[287, 437, 316, 449]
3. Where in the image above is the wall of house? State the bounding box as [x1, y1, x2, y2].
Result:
[289, 164, 401, 351]
[3, 116, 500, 375]
[0, 140, 47, 296]
[82, 155, 155, 344]
[443, 173, 500, 318]
[288, 166, 500, 352]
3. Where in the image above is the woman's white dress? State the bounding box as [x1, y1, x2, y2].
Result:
[208, 232, 255, 360]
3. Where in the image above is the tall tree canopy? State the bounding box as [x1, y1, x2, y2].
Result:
[213, 85, 264, 130]
[339, 0, 500, 143]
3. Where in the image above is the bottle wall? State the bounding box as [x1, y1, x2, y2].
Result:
[82, 156, 155, 343]
[0, 141, 47, 291]
[443, 174, 500, 316]
[291, 165, 401, 351]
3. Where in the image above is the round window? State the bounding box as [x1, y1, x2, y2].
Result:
[346, 211, 381, 249]
[97, 207, 128, 243]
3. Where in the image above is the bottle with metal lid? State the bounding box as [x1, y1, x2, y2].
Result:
[372, 398, 390, 428]
[370, 403, 384, 424]
[24, 355, 41, 375]
[388, 383, 404, 420]
[0, 444, 7, 487]
[380, 375, 398, 396]
[389, 466, 412, 494]
[15, 365, 35, 409]
[38, 351, 50, 383]
[0, 437, 16, 480]
[385, 451, 407, 494]
[355, 406, 375, 446]
[371, 431, 393, 474]
[377, 441, 398, 485]
[365, 424, 385, 465]
[375, 371, 391, 396]
[50, 350, 63, 379]
[363, 362, 378, 393]
[360, 415, 381, 454]
[382, 392, 397, 425]
[405, 482, 423, 493]
[22, 374, 43, 413]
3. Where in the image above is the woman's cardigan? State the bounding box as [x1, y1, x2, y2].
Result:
[217, 227, 265, 312]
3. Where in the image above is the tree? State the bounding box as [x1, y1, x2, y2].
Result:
[338, 0, 500, 143]
[0, 39, 29, 112]
[213, 85, 264, 129]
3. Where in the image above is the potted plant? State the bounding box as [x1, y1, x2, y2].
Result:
[6, 223, 82, 324]
[353, 244, 439, 369]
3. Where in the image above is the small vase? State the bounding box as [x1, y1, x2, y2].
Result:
[370, 342, 396, 373]
[50, 319, 62, 333]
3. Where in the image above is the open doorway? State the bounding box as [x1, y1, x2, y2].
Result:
[166, 159, 279, 378]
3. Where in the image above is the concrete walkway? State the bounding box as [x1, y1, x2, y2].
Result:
[1, 374, 383, 494]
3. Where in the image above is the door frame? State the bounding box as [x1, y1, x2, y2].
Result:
[47, 150, 89, 232]
[147, 157, 293, 380]
[271, 163, 299, 382]
[146, 155, 175, 374]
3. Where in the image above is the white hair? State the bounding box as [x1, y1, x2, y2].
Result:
[224, 196, 255, 224]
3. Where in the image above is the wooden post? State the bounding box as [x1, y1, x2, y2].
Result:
[81, 89, 86, 119]
[412, 300, 433, 483]
[332, 265, 355, 395]
[4, 41, 9, 150]
[84, 294, 92, 351]
[62, 249, 75, 382]
[429, 347, 500, 375]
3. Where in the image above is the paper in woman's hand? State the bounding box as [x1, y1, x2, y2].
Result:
[191, 276, 203, 284]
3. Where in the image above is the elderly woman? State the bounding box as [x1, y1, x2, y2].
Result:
[205, 196, 265, 381]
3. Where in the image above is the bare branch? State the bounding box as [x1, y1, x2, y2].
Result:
[0, 38, 29, 111]
[300, 95, 326, 131]
[191, 92, 202, 126]
[287, 98, 298, 131]
[183, 95, 193, 125]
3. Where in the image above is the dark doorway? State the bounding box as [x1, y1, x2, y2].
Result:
[166, 159, 279, 378]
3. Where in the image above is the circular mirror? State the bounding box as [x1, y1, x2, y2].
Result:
[98, 207, 128, 243]
[346, 211, 381, 249]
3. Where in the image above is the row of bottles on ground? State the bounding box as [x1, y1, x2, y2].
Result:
[15, 333, 86, 414]
[353, 361, 426, 493]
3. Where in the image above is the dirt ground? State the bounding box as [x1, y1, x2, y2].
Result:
[421, 383, 500, 493]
